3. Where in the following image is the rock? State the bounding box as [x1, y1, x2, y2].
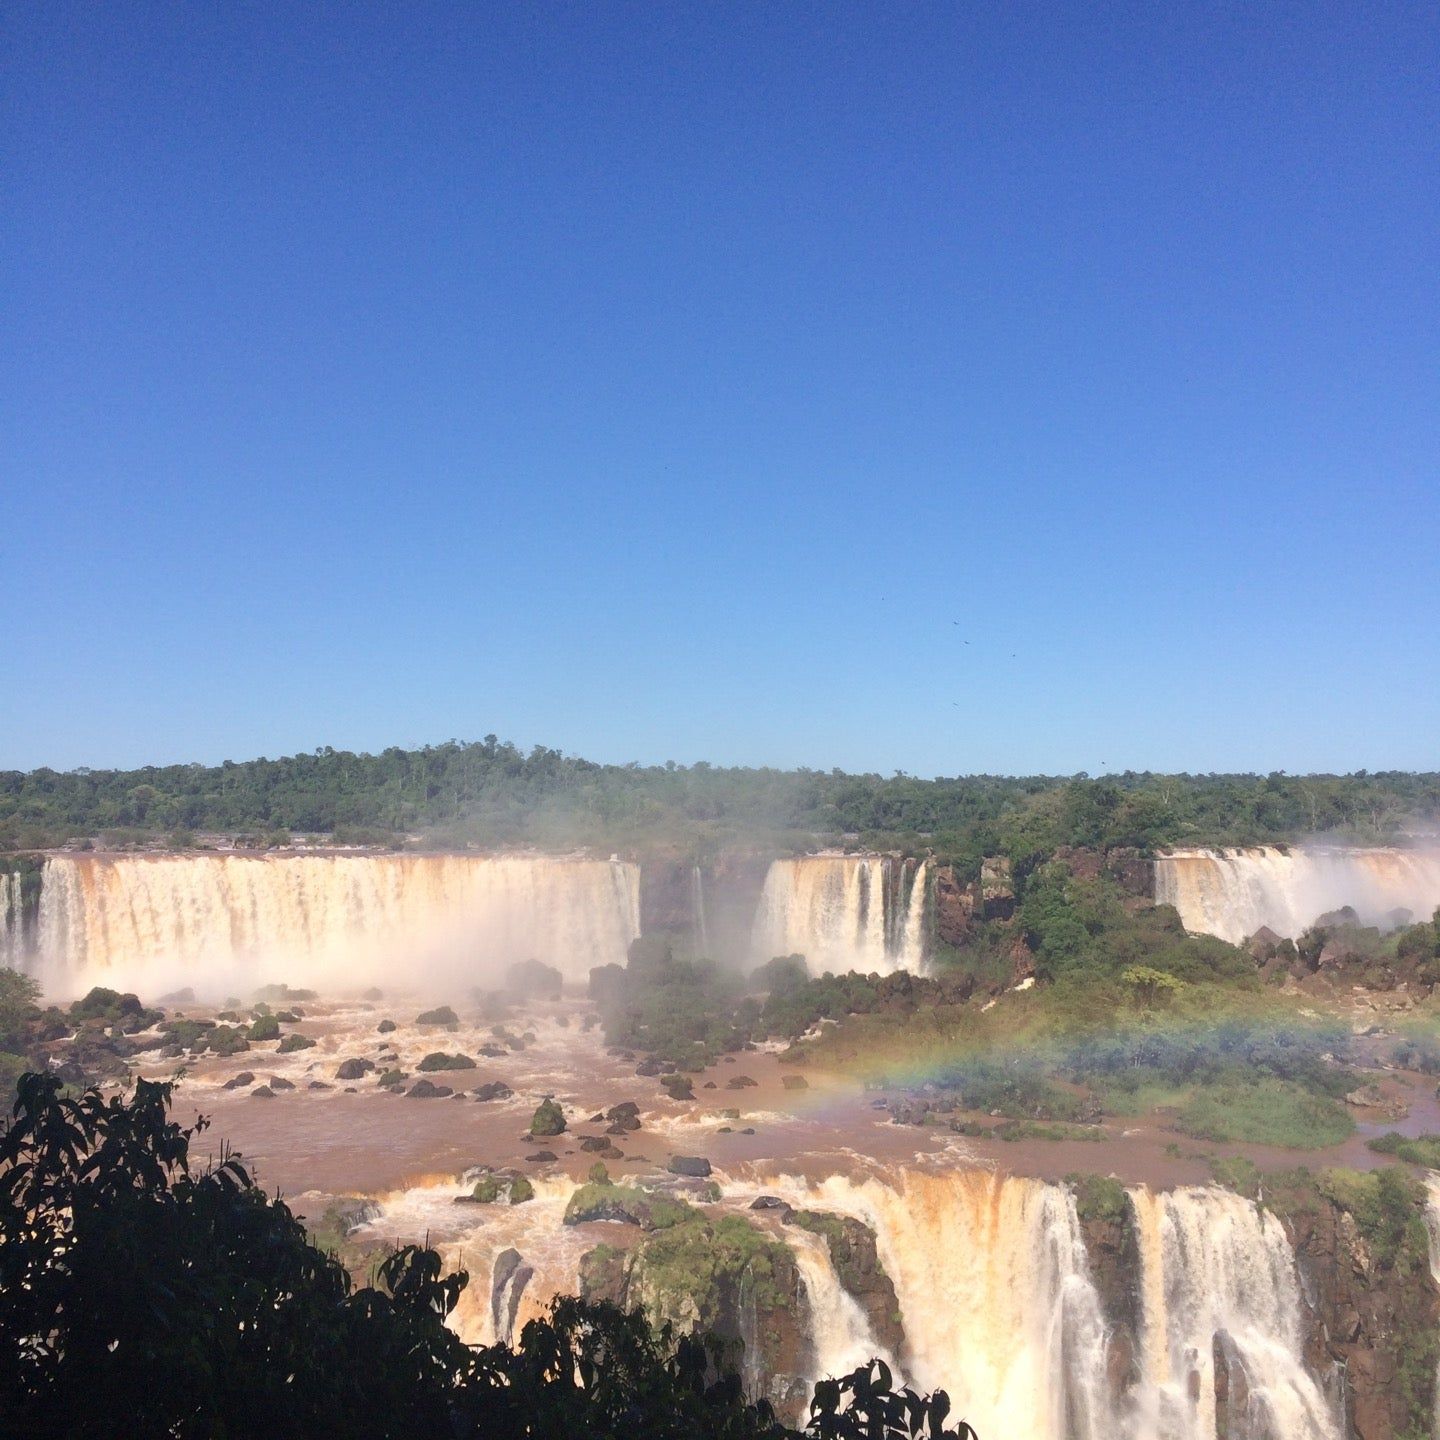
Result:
[1345, 1084, 1386, 1108]
[267, 1075, 295, 1091]
[635, 1058, 669, 1077]
[600, 1146, 624, 1160]
[222, 1071, 256, 1090]
[725, 1075, 758, 1090]
[980, 855, 1016, 919]
[472, 1081, 514, 1101]
[740, 1127, 754, 1135]
[308, 1080, 333, 1090]
[781, 1075, 808, 1091]
[276, 1033, 315, 1054]
[417, 1052, 477, 1072]
[415, 1005, 459, 1027]
[660, 1075, 694, 1100]
[580, 1136, 611, 1153]
[529, 1098, 567, 1137]
[525, 1150, 557, 1163]
[407, 1079, 453, 1098]
[667, 1155, 712, 1178]
[606, 1101, 641, 1122]
[335, 1058, 375, 1081]
[491, 1248, 535, 1339]
[250, 1085, 274, 1099]
[703, 1081, 717, 1089]
[377, 1019, 397, 1034]
[788, 1210, 906, 1362]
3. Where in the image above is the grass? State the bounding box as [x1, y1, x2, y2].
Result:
[1174, 1077, 1354, 1149]
[1368, 1132, 1440, 1168]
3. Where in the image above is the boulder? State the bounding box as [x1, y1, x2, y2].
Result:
[667, 1155, 712, 1178]
[525, 1150, 557, 1163]
[267, 1075, 296, 1091]
[407, 1079, 453, 1098]
[335, 1058, 374, 1081]
[222, 1071, 256, 1090]
[472, 1081, 514, 1101]
[529, 1098, 566, 1137]
[781, 1075, 808, 1091]
[251, 1085, 274, 1099]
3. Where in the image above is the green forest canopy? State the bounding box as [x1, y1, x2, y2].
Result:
[3, 736, 1437, 860]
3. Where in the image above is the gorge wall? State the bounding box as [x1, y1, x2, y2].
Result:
[1154, 848, 1440, 945]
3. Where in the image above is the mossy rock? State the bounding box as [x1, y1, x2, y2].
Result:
[417, 1052, 477, 1072]
[276, 1033, 315, 1055]
[248, 1015, 282, 1042]
[529, 1098, 566, 1137]
[563, 1181, 694, 1231]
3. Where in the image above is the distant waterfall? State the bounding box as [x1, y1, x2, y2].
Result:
[691, 866, 711, 958]
[29, 853, 641, 998]
[1129, 1187, 1338, 1440]
[1, 871, 25, 969]
[750, 856, 928, 973]
[1154, 847, 1440, 943]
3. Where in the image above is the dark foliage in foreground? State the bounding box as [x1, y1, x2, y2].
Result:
[0, 1073, 975, 1440]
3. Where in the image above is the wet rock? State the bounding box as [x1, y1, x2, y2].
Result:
[335, 1057, 375, 1081]
[525, 1150, 557, 1163]
[667, 1155, 712, 1178]
[267, 1075, 296, 1091]
[600, 1146, 624, 1160]
[491, 1248, 535, 1340]
[308, 1080, 333, 1090]
[788, 1210, 905, 1361]
[377, 1019, 397, 1034]
[580, 1136, 611, 1152]
[660, 1075, 694, 1100]
[407, 1079, 453, 1098]
[251, 1085, 274, 1099]
[751, 1195, 791, 1211]
[635, 1058, 669, 1077]
[415, 1005, 460, 1027]
[472, 1081, 514, 1101]
[529, 1098, 566, 1137]
[222, 1071, 256, 1090]
[724, 1075, 757, 1090]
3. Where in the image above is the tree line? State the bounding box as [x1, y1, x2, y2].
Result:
[3, 735, 1436, 859]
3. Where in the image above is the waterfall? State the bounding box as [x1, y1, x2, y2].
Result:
[1154, 847, 1440, 943]
[29, 853, 641, 999]
[1, 872, 25, 969]
[1129, 1186, 1339, 1440]
[741, 1170, 1115, 1439]
[750, 856, 928, 974]
[786, 1225, 893, 1381]
[692, 865, 710, 958]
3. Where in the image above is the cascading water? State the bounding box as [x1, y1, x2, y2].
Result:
[29, 853, 641, 998]
[741, 1169, 1114, 1439]
[692, 865, 711, 958]
[1, 872, 25, 969]
[785, 1225, 893, 1382]
[1129, 1187, 1338, 1440]
[750, 856, 928, 974]
[1154, 847, 1440, 944]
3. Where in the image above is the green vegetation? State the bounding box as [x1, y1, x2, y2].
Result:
[1368, 1132, 1440, 1168]
[276, 1032, 315, 1054]
[248, 1013, 281, 1041]
[630, 1210, 793, 1321]
[3, 735, 1434, 855]
[530, 1098, 566, 1137]
[1174, 1077, 1354, 1149]
[0, 1071, 971, 1440]
[1066, 1174, 1128, 1225]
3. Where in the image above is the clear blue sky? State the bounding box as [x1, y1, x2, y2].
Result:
[4, 2, 1437, 777]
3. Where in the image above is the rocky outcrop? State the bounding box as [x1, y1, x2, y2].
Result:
[1070, 1179, 1144, 1404]
[577, 1208, 813, 1420]
[1274, 1175, 1440, 1440]
[933, 865, 977, 947]
[788, 1211, 905, 1362]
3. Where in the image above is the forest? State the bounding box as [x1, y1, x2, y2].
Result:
[3, 735, 1437, 859]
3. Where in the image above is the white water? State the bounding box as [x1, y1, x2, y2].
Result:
[786, 1225, 893, 1382]
[750, 856, 928, 974]
[1154, 847, 1440, 944]
[1, 872, 24, 969]
[1130, 1187, 1338, 1440]
[29, 853, 641, 998]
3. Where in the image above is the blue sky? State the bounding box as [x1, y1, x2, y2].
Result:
[4, 2, 1437, 777]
